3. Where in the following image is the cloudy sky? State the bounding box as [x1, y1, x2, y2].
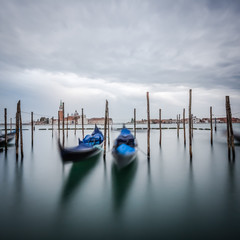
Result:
[0, 0, 240, 122]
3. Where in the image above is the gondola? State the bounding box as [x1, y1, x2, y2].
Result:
[234, 132, 240, 142]
[112, 126, 137, 169]
[58, 125, 104, 162]
[0, 131, 16, 146]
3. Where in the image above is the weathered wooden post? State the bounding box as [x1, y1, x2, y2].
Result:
[189, 89, 192, 159]
[31, 112, 33, 147]
[19, 101, 23, 158]
[228, 99, 235, 160]
[15, 104, 19, 157]
[210, 106, 213, 145]
[58, 111, 60, 137]
[191, 114, 194, 138]
[52, 117, 54, 138]
[4, 108, 7, 152]
[159, 109, 162, 146]
[103, 100, 108, 161]
[183, 108, 186, 145]
[225, 96, 235, 160]
[214, 117, 217, 132]
[81, 108, 84, 139]
[147, 92, 150, 160]
[134, 108, 136, 138]
[62, 102, 65, 146]
[107, 107, 110, 146]
[10, 118, 12, 132]
[178, 114, 181, 129]
[177, 114, 179, 138]
[67, 114, 69, 138]
[226, 98, 230, 158]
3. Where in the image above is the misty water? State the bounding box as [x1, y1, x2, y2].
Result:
[0, 124, 240, 240]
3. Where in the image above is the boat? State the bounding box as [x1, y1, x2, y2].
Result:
[234, 132, 240, 142]
[58, 125, 104, 162]
[0, 131, 16, 146]
[112, 126, 137, 169]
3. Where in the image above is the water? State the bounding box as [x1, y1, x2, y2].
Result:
[0, 124, 240, 240]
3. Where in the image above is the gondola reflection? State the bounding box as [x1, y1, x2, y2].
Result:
[60, 153, 101, 206]
[111, 159, 138, 213]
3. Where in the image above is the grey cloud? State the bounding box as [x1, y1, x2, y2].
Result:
[1, 0, 240, 89]
[0, 0, 240, 122]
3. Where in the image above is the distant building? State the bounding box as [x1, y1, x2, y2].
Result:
[57, 101, 87, 124]
[88, 117, 113, 125]
[36, 117, 49, 125]
[192, 116, 201, 124]
[65, 112, 88, 125]
[58, 100, 64, 121]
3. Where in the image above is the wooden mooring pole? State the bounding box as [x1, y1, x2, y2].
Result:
[107, 107, 110, 146]
[226, 98, 230, 159]
[4, 108, 7, 152]
[67, 114, 69, 138]
[52, 117, 54, 138]
[19, 101, 23, 158]
[215, 117, 217, 132]
[147, 92, 150, 160]
[189, 89, 192, 159]
[15, 103, 19, 156]
[225, 96, 235, 160]
[228, 101, 235, 160]
[210, 106, 213, 145]
[183, 108, 186, 146]
[134, 108, 136, 138]
[58, 111, 60, 137]
[159, 109, 161, 146]
[191, 114, 194, 138]
[177, 114, 179, 138]
[10, 118, 12, 132]
[81, 108, 84, 139]
[103, 100, 108, 161]
[62, 102, 65, 146]
[31, 112, 33, 147]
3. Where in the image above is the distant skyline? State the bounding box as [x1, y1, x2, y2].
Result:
[0, 0, 240, 123]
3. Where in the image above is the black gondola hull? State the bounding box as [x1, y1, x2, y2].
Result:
[59, 141, 103, 162]
[0, 132, 15, 146]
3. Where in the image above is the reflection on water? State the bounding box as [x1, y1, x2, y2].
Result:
[0, 125, 240, 239]
[225, 162, 237, 221]
[14, 161, 24, 207]
[112, 159, 138, 213]
[60, 154, 101, 206]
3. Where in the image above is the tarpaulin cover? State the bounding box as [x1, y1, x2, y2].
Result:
[116, 143, 135, 155]
[80, 125, 104, 146]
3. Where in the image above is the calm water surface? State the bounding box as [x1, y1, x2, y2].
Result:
[0, 124, 240, 240]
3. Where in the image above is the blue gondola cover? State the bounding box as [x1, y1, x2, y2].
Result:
[116, 143, 135, 155]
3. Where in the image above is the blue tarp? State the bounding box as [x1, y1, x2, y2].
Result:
[79, 125, 104, 146]
[116, 143, 135, 155]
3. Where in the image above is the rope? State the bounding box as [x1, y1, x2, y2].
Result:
[138, 147, 147, 156]
[21, 111, 57, 118]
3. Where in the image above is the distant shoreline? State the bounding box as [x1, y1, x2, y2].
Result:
[0, 122, 236, 126]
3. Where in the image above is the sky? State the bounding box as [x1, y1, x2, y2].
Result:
[0, 0, 240, 123]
